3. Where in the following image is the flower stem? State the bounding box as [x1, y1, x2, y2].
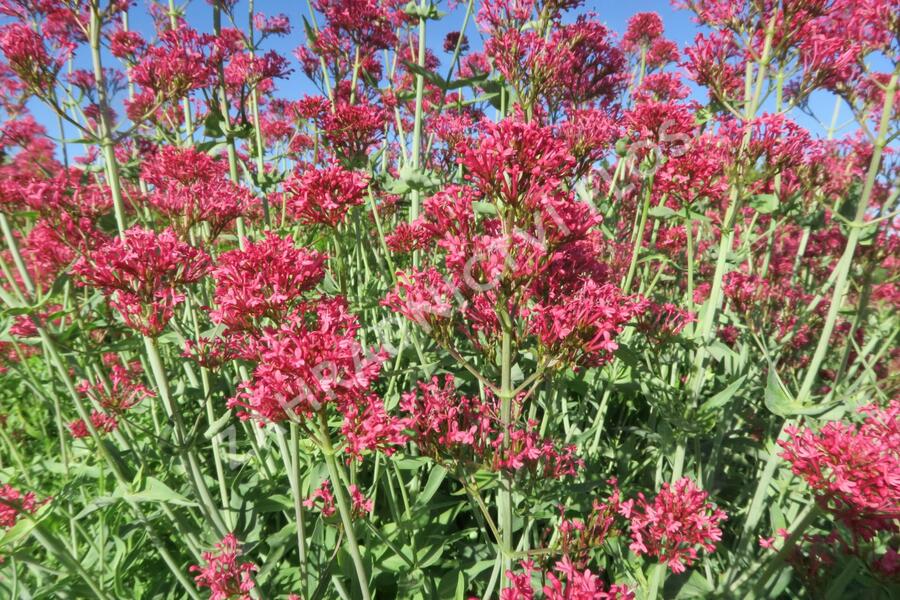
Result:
[317, 412, 371, 600]
[796, 70, 898, 404]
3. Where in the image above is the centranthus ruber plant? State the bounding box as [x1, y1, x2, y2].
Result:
[0, 0, 897, 599]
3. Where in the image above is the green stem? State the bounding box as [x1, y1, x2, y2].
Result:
[143, 336, 229, 537]
[318, 413, 371, 600]
[408, 0, 428, 265]
[32, 525, 110, 600]
[796, 70, 898, 404]
[0, 213, 34, 297]
[498, 319, 514, 590]
[88, 1, 127, 238]
[622, 183, 651, 293]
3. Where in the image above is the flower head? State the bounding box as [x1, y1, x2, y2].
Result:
[0, 484, 38, 529]
[779, 400, 900, 540]
[73, 228, 211, 336]
[622, 477, 726, 573]
[210, 233, 326, 330]
[190, 533, 258, 600]
[283, 163, 369, 227]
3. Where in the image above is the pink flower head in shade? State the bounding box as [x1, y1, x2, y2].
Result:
[229, 297, 385, 423]
[557, 480, 625, 568]
[282, 163, 370, 227]
[304, 480, 336, 517]
[400, 376, 582, 479]
[67, 411, 119, 439]
[635, 302, 697, 343]
[0, 484, 38, 529]
[620, 477, 727, 574]
[190, 533, 258, 600]
[382, 267, 458, 341]
[348, 484, 373, 517]
[319, 100, 386, 163]
[502, 558, 634, 600]
[77, 355, 154, 415]
[528, 280, 648, 367]
[210, 232, 326, 330]
[778, 400, 900, 540]
[72, 227, 211, 337]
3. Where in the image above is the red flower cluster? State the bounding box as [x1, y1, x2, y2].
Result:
[67, 411, 118, 439]
[0, 483, 38, 529]
[209, 232, 326, 331]
[190, 533, 258, 600]
[400, 376, 582, 479]
[503, 557, 634, 600]
[229, 298, 384, 424]
[141, 146, 254, 238]
[282, 163, 369, 227]
[620, 477, 726, 573]
[73, 228, 211, 336]
[529, 281, 648, 367]
[67, 355, 154, 439]
[779, 400, 900, 540]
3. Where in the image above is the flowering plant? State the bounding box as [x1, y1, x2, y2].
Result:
[0, 0, 897, 598]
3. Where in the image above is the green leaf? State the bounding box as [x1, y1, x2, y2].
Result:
[402, 61, 445, 89]
[749, 193, 779, 214]
[0, 504, 49, 549]
[648, 205, 678, 219]
[675, 569, 715, 598]
[118, 477, 197, 507]
[764, 367, 795, 417]
[415, 465, 447, 508]
[204, 410, 233, 440]
[398, 163, 441, 193]
[764, 366, 837, 417]
[472, 201, 497, 215]
[699, 375, 746, 414]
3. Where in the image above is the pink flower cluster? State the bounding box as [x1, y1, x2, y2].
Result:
[0, 483, 38, 529]
[503, 557, 634, 600]
[73, 227, 211, 336]
[283, 162, 369, 227]
[779, 400, 900, 540]
[304, 480, 372, 518]
[229, 297, 384, 423]
[141, 146, 254, 238]
[67, 355, 154, 439]
[209, 232, 326, 331]
[67, 411, 118, 439]
[620, 477, 727, 574]
[400, 376, 582, 480]
[529, 281, 648, 367]
[190, 533, 258, 600]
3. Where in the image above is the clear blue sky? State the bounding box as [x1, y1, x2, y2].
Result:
[15, 0, 855, 149]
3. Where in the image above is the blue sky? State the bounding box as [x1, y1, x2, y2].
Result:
[18, 0, 857, 149]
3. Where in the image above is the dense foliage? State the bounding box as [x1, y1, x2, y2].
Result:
[0, 0, 897, 598]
